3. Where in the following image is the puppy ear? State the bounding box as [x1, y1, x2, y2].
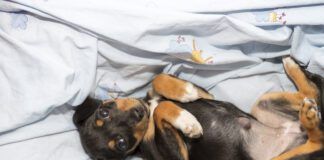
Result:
[73, 97, 101, 127]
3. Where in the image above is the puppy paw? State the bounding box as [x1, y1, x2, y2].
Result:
[300, 98, 320, 130]
[174, 110, 203, 138]
[283, 57, 299, 69]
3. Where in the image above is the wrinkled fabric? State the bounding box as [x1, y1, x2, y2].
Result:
[0, 1, 323, 159]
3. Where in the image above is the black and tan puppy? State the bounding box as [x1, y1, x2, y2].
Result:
[73, 74, 211, 160]
[73, 57, 324, 160]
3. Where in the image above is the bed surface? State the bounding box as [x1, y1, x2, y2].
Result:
[1, 1, 324, 159]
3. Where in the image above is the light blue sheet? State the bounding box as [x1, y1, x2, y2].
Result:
[0, 1, 324, 159]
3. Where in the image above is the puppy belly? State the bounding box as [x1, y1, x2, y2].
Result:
[251, 99, 298, 128]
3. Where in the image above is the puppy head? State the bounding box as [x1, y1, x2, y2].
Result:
[73, 97, 150, 160]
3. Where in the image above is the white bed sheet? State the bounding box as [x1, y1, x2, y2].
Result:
[1, 1, 324, 159]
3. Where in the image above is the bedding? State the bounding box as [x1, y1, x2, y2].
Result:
[0, 0, 324, 159]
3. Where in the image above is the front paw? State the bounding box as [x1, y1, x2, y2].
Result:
[174, 110, 203, 138]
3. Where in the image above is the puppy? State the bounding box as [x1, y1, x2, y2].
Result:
[73, 75, 212, 160]
[73, 57, 323, 160]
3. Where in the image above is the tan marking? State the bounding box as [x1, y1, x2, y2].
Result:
[128, 106, 150, 153]
[153, 74, 213, 101]
[255, 57, 324, 160]
[133, 119, 148, 140]
[104, 98, 150, 153]
[272, 141, 323, 160]
[251, 92, 304, 126]
[108, 140, 116, 150]
[270, 76, 324, 160]
[254, 92, 304, 111]
[132, 112, 149, 146]
[153, 101, 182, 131]
[162, 122, 189, 160]
[115, 98, 141, 111]
[96, 119, 104, 127]
[143, 96, 159, 142]
[255, 57, 319, 114]
[283, 57, 318, 100]
[143, 115, 155, 142]
[153, 74, 188, 101]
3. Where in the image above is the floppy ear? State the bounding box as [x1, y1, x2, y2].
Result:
[73, 97, 101, 128]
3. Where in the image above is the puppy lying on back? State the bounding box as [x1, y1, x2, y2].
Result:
[73, 57, 324, 160]
[73, 74, 213, 160]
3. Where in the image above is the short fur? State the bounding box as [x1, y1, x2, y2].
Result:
[74, 57, 324, 160]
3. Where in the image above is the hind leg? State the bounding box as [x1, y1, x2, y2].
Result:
[257, 57, 318, 109]
[251, 92, 303, 128]
[272, 98, 323, 160]
[252, 57, 319, 126]
[282, 57, 318, 101]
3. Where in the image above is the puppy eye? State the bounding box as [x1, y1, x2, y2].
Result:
[116, 136, 128, 152]
[98, 108, 110, 119]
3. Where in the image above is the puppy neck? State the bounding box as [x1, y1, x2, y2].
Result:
[142, 89, 161, 141]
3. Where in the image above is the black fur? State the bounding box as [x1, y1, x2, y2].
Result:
[74, 69, 324, 160]
[74, 97, 254, 160]
[257, 98, 299, 121]
[73, 97, 101, 127]
[177, 99, 253, 160]
[155, 125, 187, 160]
[74, 98, 149, 160]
